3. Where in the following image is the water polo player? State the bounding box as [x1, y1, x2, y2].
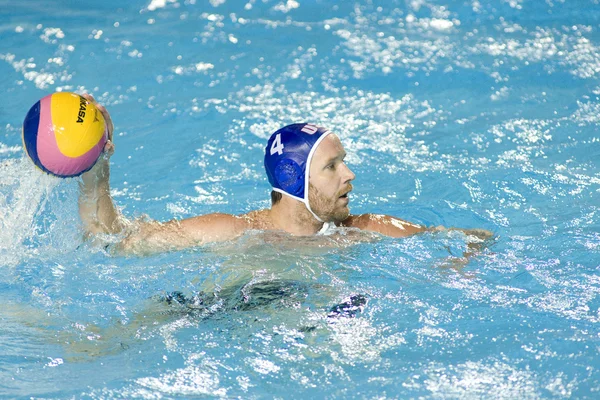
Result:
[79, 94, 492, 254]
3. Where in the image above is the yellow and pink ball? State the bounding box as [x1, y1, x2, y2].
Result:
[22, 92, 107, 178]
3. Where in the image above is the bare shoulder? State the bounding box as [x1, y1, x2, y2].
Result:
[181, 212, 245, 226]
[240, 209, 273, 230]
[159, 209, 272, 242]
[341, 213, 426, 238]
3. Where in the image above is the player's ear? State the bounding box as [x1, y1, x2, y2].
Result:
[274, 159, 303, 195]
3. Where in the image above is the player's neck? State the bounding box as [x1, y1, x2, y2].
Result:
[269, 196, 323, 236]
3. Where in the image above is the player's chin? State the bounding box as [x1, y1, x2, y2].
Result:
[332, 206, 351, 223]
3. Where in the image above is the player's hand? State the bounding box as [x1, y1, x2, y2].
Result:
[82, 93, 114, 157]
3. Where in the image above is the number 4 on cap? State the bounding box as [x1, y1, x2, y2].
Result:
[270, 133, 284, 155]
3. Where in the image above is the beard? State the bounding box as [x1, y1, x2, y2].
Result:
[307, 183, 352, 223]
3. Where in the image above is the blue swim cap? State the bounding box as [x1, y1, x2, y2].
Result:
[264, 123, 331, 219]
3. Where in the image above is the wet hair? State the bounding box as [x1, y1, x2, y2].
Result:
[271, 190, 282, 205]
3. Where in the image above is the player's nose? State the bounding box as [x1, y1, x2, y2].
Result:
[341, 163, 355, 183]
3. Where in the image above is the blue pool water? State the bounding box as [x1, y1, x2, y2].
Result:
[1, 0, 600, 398]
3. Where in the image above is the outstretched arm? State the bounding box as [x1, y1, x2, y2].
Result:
[343, 213, 493, 269]
[342, 213, 493, 241]
[341, 214, 427, 237]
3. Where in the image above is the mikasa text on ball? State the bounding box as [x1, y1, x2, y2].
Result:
[22, 92, 107, 178]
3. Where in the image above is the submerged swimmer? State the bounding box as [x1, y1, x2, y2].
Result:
[79, 95, 492, 254]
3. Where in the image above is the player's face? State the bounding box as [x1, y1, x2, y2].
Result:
[308, 134, 355, 222]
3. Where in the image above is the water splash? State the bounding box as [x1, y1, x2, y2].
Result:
[0, 157, 82, 268]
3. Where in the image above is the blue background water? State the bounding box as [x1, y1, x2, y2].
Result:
[1, 0, 600, 398]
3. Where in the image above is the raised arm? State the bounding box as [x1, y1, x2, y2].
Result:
[77, 95, 250, 255]
[78, 95, 125, 237]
